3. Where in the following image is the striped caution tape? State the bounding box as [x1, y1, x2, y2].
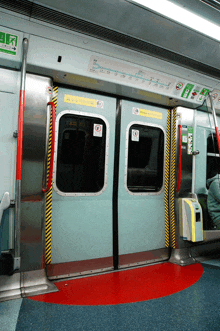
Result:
[170, 108, 177, 249]
[164, 109, 171, 248]
[45, 86, 58, 265]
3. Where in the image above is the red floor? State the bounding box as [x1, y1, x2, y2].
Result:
[29, 262, 203, 305]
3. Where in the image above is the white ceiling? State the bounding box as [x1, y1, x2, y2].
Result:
[1, 0, 219, 74]
[34, 0, 220, 31]
[32, 0, 220, 72]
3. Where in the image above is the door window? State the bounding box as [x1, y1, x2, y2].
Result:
[54, 112, 108, 195]
[126, 123, 164, 193]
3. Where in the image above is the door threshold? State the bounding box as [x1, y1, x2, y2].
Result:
[119, 256, 169, 269]
[49, 259, 170, 282]
[48, 266, 114, 281]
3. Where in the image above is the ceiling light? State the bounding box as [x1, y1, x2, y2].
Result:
[200, 0, 220, 12]
[127, 0, 220, 42]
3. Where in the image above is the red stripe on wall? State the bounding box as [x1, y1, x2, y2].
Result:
[16, 90, 25, 180]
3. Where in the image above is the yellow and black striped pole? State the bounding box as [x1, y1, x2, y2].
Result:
[164, 109, 171, 248]
[45, 86, 58, 265]
[170, 108, 177, 249]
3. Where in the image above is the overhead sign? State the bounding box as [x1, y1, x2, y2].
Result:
[88, 55, 176, 94]
[88, 55, 213, 108]
[0, 32, 18, 56]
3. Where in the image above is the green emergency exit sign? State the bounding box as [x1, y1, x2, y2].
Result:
[0, 32, 18, 56]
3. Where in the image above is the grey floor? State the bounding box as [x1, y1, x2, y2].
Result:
[1, 259, 220, 331]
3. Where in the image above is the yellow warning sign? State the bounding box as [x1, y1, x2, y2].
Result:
[64, 95, 96, 107]
[64, 95, 104, 108]
[139, 108, 163, 120]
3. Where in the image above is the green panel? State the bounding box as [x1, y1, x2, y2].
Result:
[0, 27, 23, 69]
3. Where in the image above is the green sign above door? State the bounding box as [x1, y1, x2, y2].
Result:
[0, 32, 18, 56]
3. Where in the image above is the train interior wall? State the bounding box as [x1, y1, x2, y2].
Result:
[0, 2, 220, 304]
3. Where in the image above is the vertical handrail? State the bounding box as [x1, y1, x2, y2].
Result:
[209, 92, 220, 156]
[191, 109, 197, 194]
[42, 102, 56, 193]
[14, 38, 29, 271]
[176, 124, 182, 192]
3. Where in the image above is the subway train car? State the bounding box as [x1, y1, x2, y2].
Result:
[0, 0, 220, 319]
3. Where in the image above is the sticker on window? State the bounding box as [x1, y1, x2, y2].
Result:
[93, 124, 103, 137]
[131, 129, 139, 142]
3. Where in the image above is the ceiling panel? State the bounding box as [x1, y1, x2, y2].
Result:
[33, 0, 219, 72]
[1, 0, 219, 73]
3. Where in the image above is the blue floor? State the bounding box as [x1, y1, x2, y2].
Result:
[1, 263, 220, 331]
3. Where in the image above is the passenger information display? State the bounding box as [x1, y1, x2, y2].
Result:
[88, 55, 220, 109]
[88, 55, 175, 93]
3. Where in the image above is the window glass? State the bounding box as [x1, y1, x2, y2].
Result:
[207, 133, 219, 154]
[127, 124, 164, 193]
[207, 133, 220, 180]
[56, 114, 106, 193]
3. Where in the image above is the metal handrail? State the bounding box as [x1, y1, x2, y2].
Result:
[42, 102, 56, 193]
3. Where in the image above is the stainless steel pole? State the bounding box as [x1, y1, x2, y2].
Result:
[14, 38, 29, 271]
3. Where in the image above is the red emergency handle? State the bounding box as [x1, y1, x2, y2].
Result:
[176, 124, 182, 192]
[42, 102, 56, 193]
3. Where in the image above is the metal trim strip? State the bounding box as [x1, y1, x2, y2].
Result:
[47, 256, 113, 279]
[48, 267, 114, 281]
[15, 38, 28, 271]
[112, 99, 122, 270]
[119, 247, 169, 268]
